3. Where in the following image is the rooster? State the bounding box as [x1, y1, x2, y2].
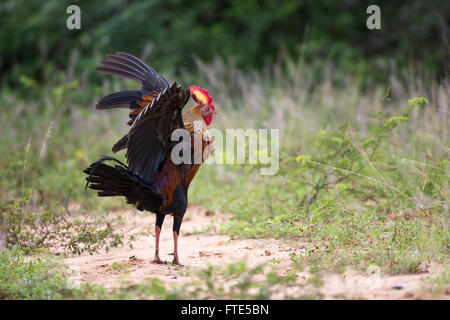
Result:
[83, 52, 216, 265]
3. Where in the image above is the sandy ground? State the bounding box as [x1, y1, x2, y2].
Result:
[64, 206, 448, 299]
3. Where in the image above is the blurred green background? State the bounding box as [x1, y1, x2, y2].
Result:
[1, 0, 448, 87]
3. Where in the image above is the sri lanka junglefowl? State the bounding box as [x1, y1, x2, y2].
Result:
[83, 52, 216, 265]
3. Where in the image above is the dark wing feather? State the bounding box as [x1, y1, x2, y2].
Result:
[125, 82, 190, 183]
[98, 60, 147, 81]
[158, 74, 170, 88]
[96, 52, 167, 92]
[96, 90, 143, 110]
[94, 66, 145, 83]
[94, 52, 170, 128]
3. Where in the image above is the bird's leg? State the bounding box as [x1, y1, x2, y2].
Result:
[172, 216, 184, 266]
[172, 231, 184, 266]
[153, 226, 163, 263]
[152, 213, 166, 264]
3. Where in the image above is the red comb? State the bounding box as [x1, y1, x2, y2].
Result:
[189, 86, 212, 105]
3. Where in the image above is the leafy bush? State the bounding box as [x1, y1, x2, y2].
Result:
[283, 97, 430, 211]
[0, 198, 124, 255]
[0, 248, 74, 299]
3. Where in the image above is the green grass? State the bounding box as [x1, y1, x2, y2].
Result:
[423, 268, 450, 296]
[306, 275, 324, 288]
[87, 262, 305, 300]
[0, 248, 75, 299]
[0, 249, 311, 299]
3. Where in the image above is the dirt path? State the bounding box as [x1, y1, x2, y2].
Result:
[64, 206, 447, 299]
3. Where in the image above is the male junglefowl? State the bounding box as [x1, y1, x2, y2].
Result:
[84, 52, 216, 265]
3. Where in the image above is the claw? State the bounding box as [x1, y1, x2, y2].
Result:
[171, 259, 185, 267]
[151, 257, 167, 264]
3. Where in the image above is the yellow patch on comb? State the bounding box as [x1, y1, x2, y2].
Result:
[189, 86, 212, 105]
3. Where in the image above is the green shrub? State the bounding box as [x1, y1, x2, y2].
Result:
[0, 197, 124, 255]
[0, 248, 74, 299]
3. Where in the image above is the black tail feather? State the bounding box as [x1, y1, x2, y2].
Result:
[83, 156, 163, 212]
[84, 156, 128, 190]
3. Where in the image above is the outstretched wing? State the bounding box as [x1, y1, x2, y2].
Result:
[95, 51, 169, 92]
[125, 83, 190, 183]
[94, 52, 171, 126]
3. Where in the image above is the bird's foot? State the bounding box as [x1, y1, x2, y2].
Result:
[151, 257, 167, 264]
[171, 258, 184, 267]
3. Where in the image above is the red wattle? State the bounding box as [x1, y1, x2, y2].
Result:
[204, 115, 212, 126]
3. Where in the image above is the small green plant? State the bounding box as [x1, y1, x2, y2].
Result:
[0, 248, 74, 299]
[111, 261, 125, 271]
[423, 268, 450, 295]
[270, 257, 281, 264]
[169, 262, 301, 299]
[306, 275, 324, 288]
